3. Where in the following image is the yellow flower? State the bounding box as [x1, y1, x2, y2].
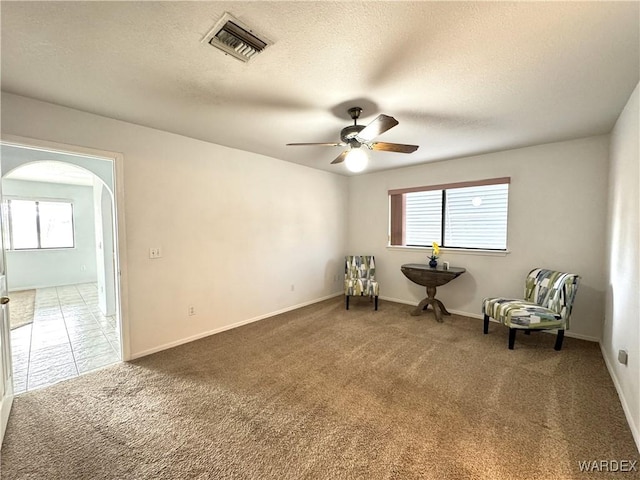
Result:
[432, 242, 440, 256]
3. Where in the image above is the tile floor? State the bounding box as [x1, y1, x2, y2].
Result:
[10, 283, 121, 394]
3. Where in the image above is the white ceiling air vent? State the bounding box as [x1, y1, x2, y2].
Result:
[203, 13, 270, 63]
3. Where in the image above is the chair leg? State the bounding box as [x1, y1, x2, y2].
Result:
[374, 296, 378, 311]
[508, 328, 517, 350]
[554, 329, 565, 351]
[483, 314, 489, 334]
[345, 295, 349, 310]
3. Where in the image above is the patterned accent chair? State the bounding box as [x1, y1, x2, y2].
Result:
[482, 268, 580, 350]
[345, 256, 379, 310]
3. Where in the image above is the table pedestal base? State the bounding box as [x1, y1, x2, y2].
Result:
[410, 286, 451, 322]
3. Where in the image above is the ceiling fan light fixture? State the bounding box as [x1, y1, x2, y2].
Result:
[344, 148, 368, 172]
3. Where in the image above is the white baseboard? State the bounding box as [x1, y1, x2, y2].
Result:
[9, 280, 97, 292]
[132, 293, 599, 357]
[130, 292, 343, 360]
[378, 296, 599, 342]
[600, 344, 640, 454]
[379, 295, 418, 306]
[562, 330, 599, 342]
[9, 285, 47, 292]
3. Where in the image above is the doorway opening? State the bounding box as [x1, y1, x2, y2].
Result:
[1, 142, 124, 392]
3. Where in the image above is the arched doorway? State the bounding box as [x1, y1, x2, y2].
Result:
[1, 145, 123, 392]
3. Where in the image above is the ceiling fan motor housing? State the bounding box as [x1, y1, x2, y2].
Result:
[340, 125, 365, 145]
[341, 106, 365, 146]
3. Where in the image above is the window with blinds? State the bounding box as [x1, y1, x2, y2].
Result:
[389, 178, 509, 250]
[7, 199, 75, 250]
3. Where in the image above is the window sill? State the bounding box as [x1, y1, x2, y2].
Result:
[386, 245, 510, 257]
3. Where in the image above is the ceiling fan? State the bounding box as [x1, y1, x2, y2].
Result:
[286, 107, 419, 172]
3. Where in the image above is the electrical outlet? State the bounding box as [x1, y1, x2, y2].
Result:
[188, 305, 196, 316]
[618, 349, 628, 365]
[149, 247, 162, 259]
[290, 284, 295, 292]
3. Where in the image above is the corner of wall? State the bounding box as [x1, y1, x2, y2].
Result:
[604, 82, 640, 453]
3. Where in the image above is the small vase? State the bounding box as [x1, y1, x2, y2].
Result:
[429, 259, 438, 268]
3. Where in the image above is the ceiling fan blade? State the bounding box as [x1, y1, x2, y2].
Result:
[286, 142, 345, 147]
[357, 114, 399, 141]
[370, 142, 419, 153]
[330, 150, 349, 164]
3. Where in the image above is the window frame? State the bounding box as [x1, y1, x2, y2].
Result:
[389, 177, 510, 251]
[6, 197, 76, 251]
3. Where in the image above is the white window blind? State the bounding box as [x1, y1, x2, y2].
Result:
[9, 200, 39, 249]
[39, 201, 74, 248]
[444, 184, 509, 249]
[405, 190, 442, 246]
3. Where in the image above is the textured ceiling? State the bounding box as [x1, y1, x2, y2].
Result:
[1, 1, 639, 175]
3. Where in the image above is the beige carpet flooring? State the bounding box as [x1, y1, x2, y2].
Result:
[8, 290, 35, 330]
[1, 298, 637, 479]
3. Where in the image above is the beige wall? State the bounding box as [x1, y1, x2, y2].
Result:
[605, 82, 639, 449]
[348, 135, 610, 341]
[1, 93, 348, 358]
